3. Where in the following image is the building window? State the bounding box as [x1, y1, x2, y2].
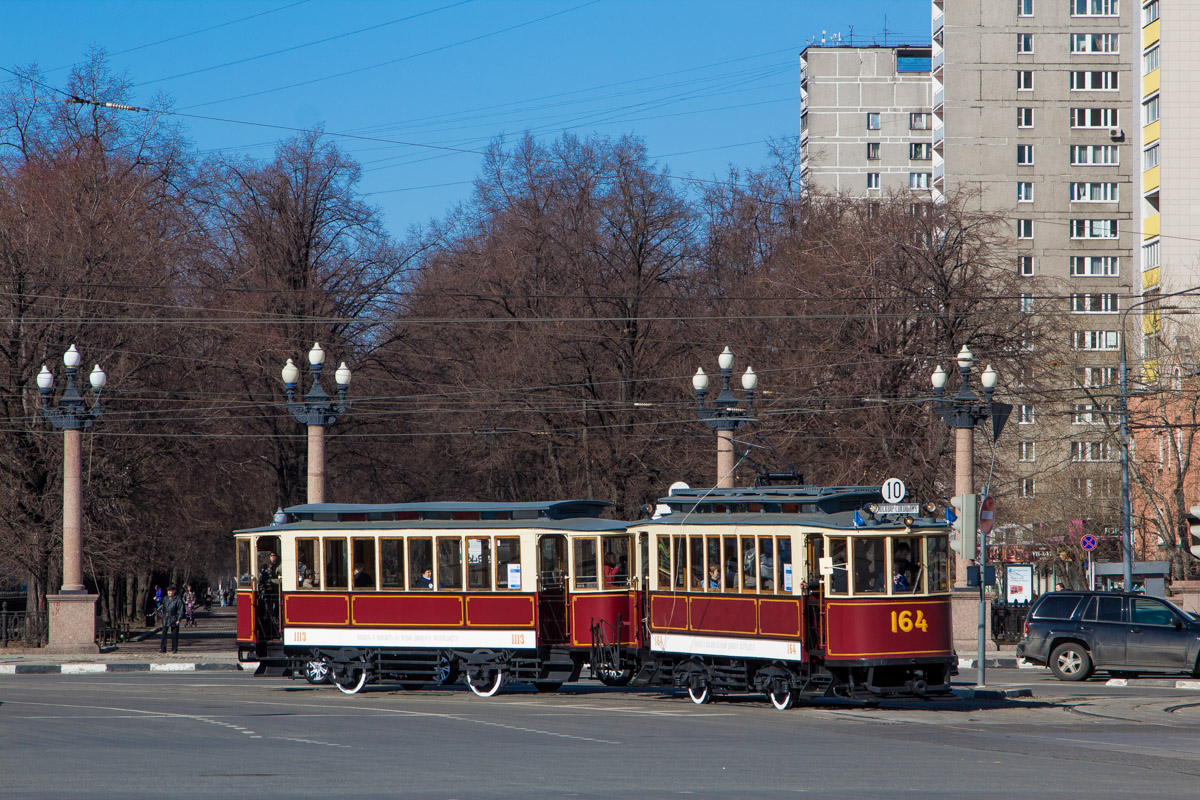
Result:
[909, 172, 931, 189]
[1072, 0, 1118, 16]
[867, 142, 880, 160]
[1077, 366, 1118, 387]
[1144, 0, 1159, 25]
[909, 112, 929, 130]
[1071, 293, 1119, 312]
[1017, 70, 1035, 91]
[1070, 219, 1118, 239]
[1019, 404, 1035, 424]
[1020, 477, 1036, 499]
[1074, 404, 1102, 424]
[1017, 182, 1034, 202]
[1071, 255, 1119, 276]
[1017, 144, 1034, 165]
[1018, 441, 1036, 462]
[910, 142, 932, 160]
[867, 112, 881, 130]
[1071, 441, 1113, 462]
[866, 172, 880, 190]
[1069, 144, 1119, 165]
[1070, 107, 1119, 128]
[1143, 94, 1160, 125]
[1017, 107, 1034, 127]
[1144, 143, 1159, 170]
[1019, 255, 1035, 275]
[1143, 240, 1160, 269]
[1144, 45, 1160, 75]
[1017, 33, 1035, 53]
[1070, 71, 1119, 91]
[1069, 182, 1119, 202]
[1073, 330, 1120, 350]
[1071, 33, 1119, 53]
[1017, 219, 1034, 238]
[1019, 0, 1034, 15]
[1020, 293, 1035, 313]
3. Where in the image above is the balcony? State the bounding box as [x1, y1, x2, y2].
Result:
[934, 88, 944, 109]
[933, 50, 944, 71]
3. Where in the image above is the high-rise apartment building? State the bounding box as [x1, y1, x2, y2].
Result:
[932, 0, 1134, 520]
[800, 45, 933, 197]
[1136, 1, 1200, 380]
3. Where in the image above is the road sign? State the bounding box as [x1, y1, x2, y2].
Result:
[1081, 534, 1098, 551]
[882, 478, 906, 504]
[979, 494, 995, 535]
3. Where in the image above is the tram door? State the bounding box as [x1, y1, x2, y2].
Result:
[537, 534, 569, 644]
[255, 535, 282, 641]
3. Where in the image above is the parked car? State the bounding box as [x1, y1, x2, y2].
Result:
[1016, 590, 1200, 681]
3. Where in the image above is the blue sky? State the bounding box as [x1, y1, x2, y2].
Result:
[3, 0, 928, 239]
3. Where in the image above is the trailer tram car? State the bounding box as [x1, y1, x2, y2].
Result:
[235, 500, 637, 696]
[619, 485, 956, 709]
[235, 485, 956, 708]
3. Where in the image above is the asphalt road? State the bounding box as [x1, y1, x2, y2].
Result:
[4, 670, 1200, 799]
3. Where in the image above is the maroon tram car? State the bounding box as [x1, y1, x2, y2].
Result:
[235, 485, 956, 707]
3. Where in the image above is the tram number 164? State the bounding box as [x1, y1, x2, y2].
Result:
[889, 609, 928, 634]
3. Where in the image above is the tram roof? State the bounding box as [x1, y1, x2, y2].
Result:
[637, 510, 946, 531]
[235, 499, 624, 534]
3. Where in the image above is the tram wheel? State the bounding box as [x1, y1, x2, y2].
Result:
[434, 653, 459, 685]
[532, 681, 563, 693]
[334, 665, 368, 695]
[687, 679, 712, 705]
[767, 684, 794, 710]
[597, 666, 634, 687]
[466, 666, 504, 698]
[303, 660, 332, 685]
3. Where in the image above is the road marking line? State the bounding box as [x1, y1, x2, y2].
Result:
[150, 663, 196, 672]
[61, 663, 107, 674]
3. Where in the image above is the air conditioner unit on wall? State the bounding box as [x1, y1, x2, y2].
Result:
[1109, 128, 1123, 140]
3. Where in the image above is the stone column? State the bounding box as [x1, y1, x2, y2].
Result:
[716, 428, 735, 488]
[307, 423, 325, 504]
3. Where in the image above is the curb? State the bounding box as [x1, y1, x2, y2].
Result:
[958, 656, 1041, 670]
[0, 662, 244, 675]
[1104, 678, 1200, 690]
[953, 687, 1034, 700]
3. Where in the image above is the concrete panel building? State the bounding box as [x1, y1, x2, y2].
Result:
[800, 45, 933, 197]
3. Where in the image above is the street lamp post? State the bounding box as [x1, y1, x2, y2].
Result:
[1119, 285, 1200, 591]
[693, 346, 758, 488]
[931, 345, 1000, 587]
[282, 343, 351, 505]
[36, 344, 107, 653]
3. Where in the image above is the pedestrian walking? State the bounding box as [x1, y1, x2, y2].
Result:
[183, 584, 197, 627]
[160, 586, 184, 653]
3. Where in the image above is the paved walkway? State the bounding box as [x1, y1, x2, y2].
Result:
[0, 604, 244, 673]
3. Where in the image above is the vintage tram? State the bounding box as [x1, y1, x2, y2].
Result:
[235, 485, 956, 707]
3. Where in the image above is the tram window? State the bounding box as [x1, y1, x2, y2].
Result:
[828, 537, 848, 595]
[409, 537, 433, 589]
[296, 538, 319, 590]
[723, 536, 737, 591]
[352, 537, 377, 590]
[496, 537, 521, 590]
[574, 537, 598, 589]
[325, 538, 348, 590]
[890, 537, 920, 594]
[641, 534, 650, 587]
[806, 536, 824, 589]
[756, 537, 776, 592]
[656, 536, 671, 588]
[673, 536, 688, 591]
[777, 537, 793, 592]
[437, 537, 463, 589]
[926, 536, 949, 593]
[467, 537, 492, 590]
[237, 540, 252, 588]
[689, 536, 705, 590]
[380, 538, 404, 590]
[853, 538, 886, 594]
[602, 535, 629, 588]
[741, 537, 757, 591]
[705, 536, 721, 591]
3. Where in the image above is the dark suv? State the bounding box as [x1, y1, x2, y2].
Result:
[1017, 590, 1200, 681]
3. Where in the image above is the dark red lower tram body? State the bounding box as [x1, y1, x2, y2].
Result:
[239, 588, 954, 703]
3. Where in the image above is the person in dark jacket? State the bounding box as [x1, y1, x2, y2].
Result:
[160, 586, 184, 653]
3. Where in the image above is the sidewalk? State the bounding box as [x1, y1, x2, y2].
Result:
[0, 604, 245, 674]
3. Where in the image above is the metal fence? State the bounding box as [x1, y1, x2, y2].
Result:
[0, 602, 48, 647]
[990, 600, 1030, 645]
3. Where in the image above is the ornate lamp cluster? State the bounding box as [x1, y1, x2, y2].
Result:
[36, 344, 106, 430]
[281, 342, 352, 427]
